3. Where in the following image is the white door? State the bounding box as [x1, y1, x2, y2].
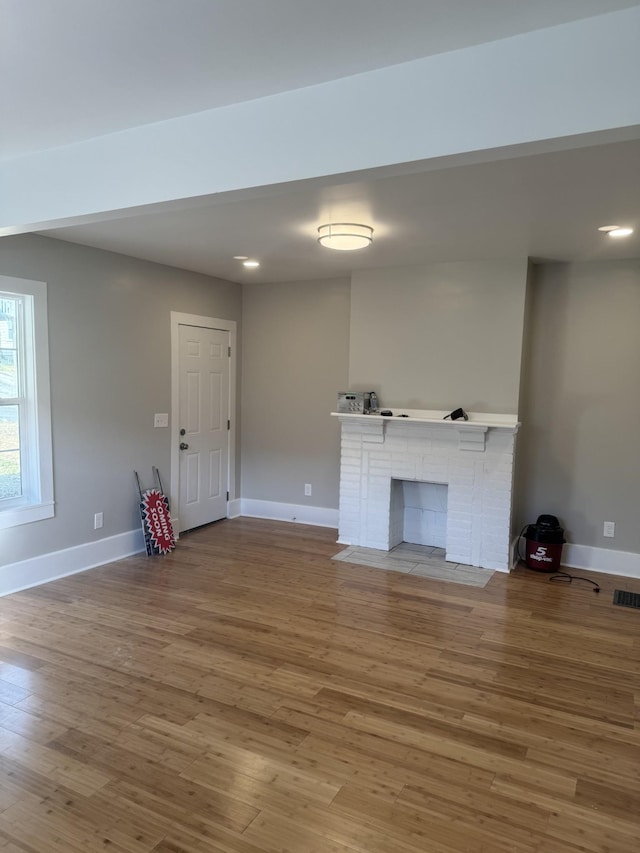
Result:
[178, 324, 229, 531]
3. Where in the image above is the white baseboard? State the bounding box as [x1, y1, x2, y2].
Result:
[563, 543, 640, 579]
[516, 537, 640, 580]
[240, 499, 338, 529]
[228, 499, 242, 519]
[0, 528, 145, 597]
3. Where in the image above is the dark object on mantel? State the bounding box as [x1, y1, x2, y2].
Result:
[380, 410, 393, 416]
[443, 407, 468, 421]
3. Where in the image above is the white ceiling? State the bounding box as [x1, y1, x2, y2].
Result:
[4, 0, 640, 281]
[3, 0, 638, 160]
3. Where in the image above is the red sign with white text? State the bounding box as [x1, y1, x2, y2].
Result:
[141, 489, 175, 554]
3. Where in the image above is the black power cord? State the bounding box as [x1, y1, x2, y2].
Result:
[549, 571, 600, 593]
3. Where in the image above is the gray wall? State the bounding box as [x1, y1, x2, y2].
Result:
[241, 278, 350, 509]
[0, 234, 241, 566]
[349, 260, 529, 414]
[516, 260, 640, 553]
[2, 235, 637, 564]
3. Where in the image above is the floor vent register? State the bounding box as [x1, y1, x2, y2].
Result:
[613, 589, 640, 609]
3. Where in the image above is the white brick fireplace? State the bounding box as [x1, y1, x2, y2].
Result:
[332, 410, 520, 572]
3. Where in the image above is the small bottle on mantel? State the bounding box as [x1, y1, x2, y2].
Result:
[370, 392, 379, 412]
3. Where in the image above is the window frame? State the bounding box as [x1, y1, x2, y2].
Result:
[0, 276, 54, 529]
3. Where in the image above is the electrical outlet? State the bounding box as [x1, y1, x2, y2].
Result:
[94, 512, 104, 530]
[603, 521, 615, 538]
[304, 484, 312, 496]
[154, 413, 169, 428]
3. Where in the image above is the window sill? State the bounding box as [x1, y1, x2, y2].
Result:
[0, 501, 55, 530]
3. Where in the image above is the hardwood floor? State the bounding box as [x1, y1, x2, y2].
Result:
[0, 517, 638, 852]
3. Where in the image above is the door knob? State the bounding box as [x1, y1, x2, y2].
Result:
[179, 442, 189, 450]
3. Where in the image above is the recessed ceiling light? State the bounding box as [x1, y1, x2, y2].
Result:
[233, 255, 249, 260]
[608, 227, 633, 238]
[243, 260, 260, 268]
[597, 225, 620, 232]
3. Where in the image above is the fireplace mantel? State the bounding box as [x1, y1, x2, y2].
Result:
[331, 410, 519, 452]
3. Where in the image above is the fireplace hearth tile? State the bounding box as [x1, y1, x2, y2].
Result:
[332, 544, 494, 587]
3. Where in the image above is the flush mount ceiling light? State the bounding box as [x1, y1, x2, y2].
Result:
[317, 223, 373, 251]
[243, 260, 260, 268]
[598, 224, 634, 237]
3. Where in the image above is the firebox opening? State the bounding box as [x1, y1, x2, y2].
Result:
[389, 479, 448, 551]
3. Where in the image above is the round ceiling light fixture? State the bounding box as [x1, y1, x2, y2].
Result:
[317, 223, 373, 251]
[242, 260, 260, 268]
[598, 224, 634, 237]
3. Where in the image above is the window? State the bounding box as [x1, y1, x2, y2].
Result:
[0, 276, 54, 529]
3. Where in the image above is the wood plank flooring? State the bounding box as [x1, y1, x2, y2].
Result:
[0, 517, 638, 852]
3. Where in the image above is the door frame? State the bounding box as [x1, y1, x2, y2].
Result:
[170, 311, 237, 532]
